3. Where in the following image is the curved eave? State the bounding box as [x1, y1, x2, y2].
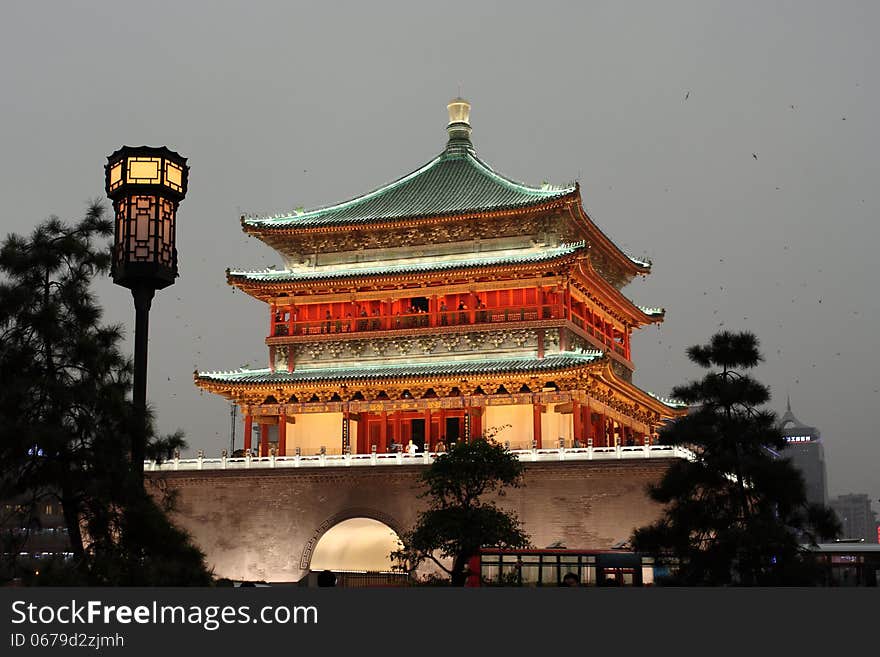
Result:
[573, 258, 664, 327]
[226, 247, 585, 301]
[194, 352, 606, 394]
[596, 362, 687, 420]
[241, 190, 580, 238]
[569, 192, 651, 277]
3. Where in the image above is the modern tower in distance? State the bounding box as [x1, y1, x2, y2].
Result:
[779, 396, 828, 507]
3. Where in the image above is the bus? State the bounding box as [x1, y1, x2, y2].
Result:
[471, 549, 665, 586]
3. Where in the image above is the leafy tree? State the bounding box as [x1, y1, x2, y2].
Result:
[632, 331, 840, 585]
[0, 204, 210, 585]
[396, 430, 530, 586]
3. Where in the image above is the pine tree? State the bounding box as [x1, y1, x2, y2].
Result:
[632, 331, 839, 585]
[396, 431, 529, 585]
[0, 203, 210, 584]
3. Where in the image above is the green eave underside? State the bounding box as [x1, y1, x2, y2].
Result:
[230, 243, 585, 282]
[198, 352, 604, 384]
[243, 150, 575, 228]
[646, 392, 687, 409]
[637, 306, 664, 317]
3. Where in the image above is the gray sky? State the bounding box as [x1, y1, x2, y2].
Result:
[2, 1, 877, 510]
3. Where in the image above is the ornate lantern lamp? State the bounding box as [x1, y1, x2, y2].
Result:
[105, 146, 189, 474]
[105, 146, 188, 288]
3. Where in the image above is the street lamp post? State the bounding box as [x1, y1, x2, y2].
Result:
[230, 403, 237, 455]
[105, 146, 189, 475]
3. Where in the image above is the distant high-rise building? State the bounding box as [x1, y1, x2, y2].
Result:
[779, 396, 828, 507]
[830, 494, 878, 543]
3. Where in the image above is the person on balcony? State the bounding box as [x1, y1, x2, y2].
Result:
[476, 299, 487, 323]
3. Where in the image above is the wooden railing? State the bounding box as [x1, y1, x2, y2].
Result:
[273, 304, 566, 336]
[270, 303, 629, 359]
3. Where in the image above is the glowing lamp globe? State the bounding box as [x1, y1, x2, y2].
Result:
[104, 146, 189, 290]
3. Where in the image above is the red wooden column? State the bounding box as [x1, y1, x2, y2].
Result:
[532, 402, 543, 448]
[438, 408, 446, 444]
[278, 412, 287, 455]
[565, 282, 573, 321]
[572, 399, 581, 447]
[429, 295, 437, 328]
[357, 414, 367, 453]
[472, 406, 482, 440]
[380, 410, 388, 451]
[259, 422, 270, 456]
[243, 414, 252, 452]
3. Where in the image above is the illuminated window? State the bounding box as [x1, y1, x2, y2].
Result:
[108, 162, 123, 191]
[127, 157, 162, 184]
[165, 161, 184, 192]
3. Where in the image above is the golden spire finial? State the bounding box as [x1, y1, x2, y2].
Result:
[447, 97, 471, 126]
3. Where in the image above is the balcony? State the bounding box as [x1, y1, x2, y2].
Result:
[269, 303, 631, 362]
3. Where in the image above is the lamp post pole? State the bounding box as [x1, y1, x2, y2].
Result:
[230, 403, 237, 455]
[131, 285, 155, 473]
[105, 146, 189, 476]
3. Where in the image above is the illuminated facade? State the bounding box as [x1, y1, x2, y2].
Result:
[195, 99, 684, 456]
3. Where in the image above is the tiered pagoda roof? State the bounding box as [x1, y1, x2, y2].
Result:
[198, 351, 604, 386]
[197, 98, 683, 419]
[242, 148, 576, 229]
[229, 242, 587, 283]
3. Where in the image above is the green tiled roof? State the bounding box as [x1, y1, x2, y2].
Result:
[242, 147, 576, 228]
[229, 243, 585, 283]
[198, 352, 604, 385]
[637, 306, 665, 317]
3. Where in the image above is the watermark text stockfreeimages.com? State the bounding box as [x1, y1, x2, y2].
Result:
[10, 599, 318, 632]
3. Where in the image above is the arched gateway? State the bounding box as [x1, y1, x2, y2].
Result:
[303, 510, 404, 572]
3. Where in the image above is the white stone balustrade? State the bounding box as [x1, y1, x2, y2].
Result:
[143, 445, 692, 471]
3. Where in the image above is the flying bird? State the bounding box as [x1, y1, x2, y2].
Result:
[752, 153, 758, 160]
[685, 91, 689, 100]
